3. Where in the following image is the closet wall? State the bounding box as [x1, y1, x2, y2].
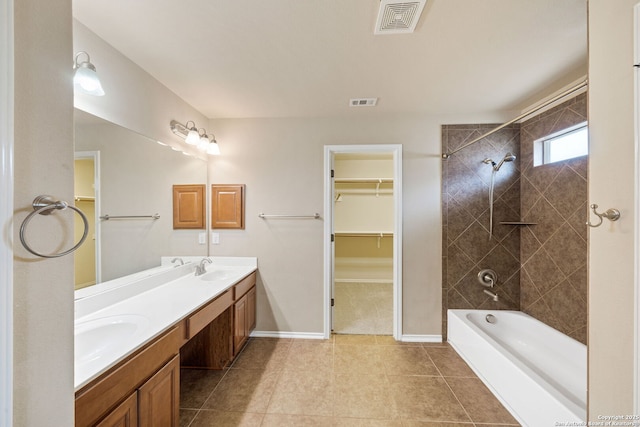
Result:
[334, 154, 394, 282]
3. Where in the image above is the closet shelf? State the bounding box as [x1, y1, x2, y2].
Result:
[75, 196, 95, 202]
[335, 232, 394, 237]
[334, 178, 393, 184]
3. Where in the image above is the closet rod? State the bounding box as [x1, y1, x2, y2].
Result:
[442, 79, 587, 159]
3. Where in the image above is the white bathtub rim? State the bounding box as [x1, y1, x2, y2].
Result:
[448, 309, 586, 424]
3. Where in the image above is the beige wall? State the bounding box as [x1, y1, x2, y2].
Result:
[588, 0, 638, 417]
[207, 114, 509, 336]
[13, 0, 75, 424]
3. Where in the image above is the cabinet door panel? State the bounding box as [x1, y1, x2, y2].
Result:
[234, 294, 247, 354]
[138, 355, 180, 427]
[96, 392, 137, 427]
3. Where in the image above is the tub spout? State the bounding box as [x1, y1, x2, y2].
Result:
[483, 289, 499, 302]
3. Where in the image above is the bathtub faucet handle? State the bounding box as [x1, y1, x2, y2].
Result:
[477, 269, 497, 288]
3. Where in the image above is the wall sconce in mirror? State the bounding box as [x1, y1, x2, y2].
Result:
[170, 120, 221, 156]
[73, 51, 105, 96]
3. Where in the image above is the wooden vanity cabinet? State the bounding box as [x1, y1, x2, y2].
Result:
[95, 392, 137, 427]
[233, 274, 257, 355]
[138, 355, 180, 427]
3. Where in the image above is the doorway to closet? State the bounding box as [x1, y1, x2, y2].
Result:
[323, 145, 403, 340]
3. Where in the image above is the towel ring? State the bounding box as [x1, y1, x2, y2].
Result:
[19, 195, 89, 258]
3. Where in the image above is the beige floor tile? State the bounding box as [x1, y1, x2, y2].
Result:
[379, 347, 440, 376]
[374, 335, 422, 346]
[333, 373, 398, 420]
[401, 421, 474, 427]
[231, 338, 292, 371]
[387, 375, 471, 423]
[180, 368, 226, 409]
[267, 368, 334, 416]
[284, 340, 334, 372]
[201, 368, 280, 413]
[444, 377, 519, 425]
[179, 409, 198, 427]
[333, 418, 404, 426]
[424, 347, 475, 377]
[334, 345, 385, 374]
[261, 413, 335, 426]
[188, 409, 264, 426]
[335, 334, 378, 346]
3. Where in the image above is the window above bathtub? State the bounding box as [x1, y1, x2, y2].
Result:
[533, 122, 588, 166]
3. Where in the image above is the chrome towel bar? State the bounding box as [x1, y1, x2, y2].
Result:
[100, 213, 160, 220]
[19, 195, 89, 258]
[258, 213, 320, 219]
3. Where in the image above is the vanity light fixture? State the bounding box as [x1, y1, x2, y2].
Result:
[170, 120, 221, 156]
[73, 51, 105, 96]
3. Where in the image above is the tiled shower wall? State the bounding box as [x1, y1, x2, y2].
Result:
[519, 93, 588, 344]
[441, 124, 521, 336]
[441, 93, 588, 344]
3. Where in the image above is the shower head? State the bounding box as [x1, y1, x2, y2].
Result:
[493, 152, 516, 171]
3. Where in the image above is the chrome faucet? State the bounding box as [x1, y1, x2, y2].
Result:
[195, 258, 212, 276]
[171, 257, 184, 266]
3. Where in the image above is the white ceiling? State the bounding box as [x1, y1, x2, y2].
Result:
[72, 0, 587, 120]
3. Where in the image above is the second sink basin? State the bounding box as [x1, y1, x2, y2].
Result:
[75, 314, 150, 369]
[199, 269, 233, 281]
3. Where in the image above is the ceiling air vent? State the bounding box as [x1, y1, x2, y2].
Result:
[349, 98, 378, 107]
[375, 0, 427, 35]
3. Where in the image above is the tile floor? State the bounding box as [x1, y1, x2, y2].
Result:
[333, 282, 393, 335]
[180, 335, 521, 426]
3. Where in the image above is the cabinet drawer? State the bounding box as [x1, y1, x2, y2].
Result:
[234, 272, 256, 300]
[186, 290, 233, 339]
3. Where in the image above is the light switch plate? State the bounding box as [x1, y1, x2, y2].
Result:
[211, 232, 220, 245]
[198, 232, 206, 245]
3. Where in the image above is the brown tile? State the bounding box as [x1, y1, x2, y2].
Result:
[267, 368, 334, 416]
[180, 368, 226, 409]
[231, 338, 292, 371]
[454, 221, 498, 264]
[387, 375, 471, 422]
[543, 166, 587, 219]
[335, 344, 385, 374]
[424, 347, 475, 378]
[519, 271, 542, 310]
[180, 409, 198, 427]
[479, 245, 520, 285]
[262, 413, 334, 426]
[202, 368, 280, 413]
[521, 248, 563, 295]
[522, 197, 563, 245]
[446, 288, 473, 311]
[446, 243, 475, 287]
[567, 265, 588, 300]
[520, 177, 541, 218]
[445, 377, 518, 425]
[379, 346, 440, 376]
[568, 203, 588, 242]
[544, 223, 587, 276]
[522, 299, 562, 333]
[189, 410, 264, 427]
[544, 279, 587, 333]
[284, 340, 334, 373]
[447, 197, 476, 243]
[519, 226, 541, 264]
[334, 373, 398, 419]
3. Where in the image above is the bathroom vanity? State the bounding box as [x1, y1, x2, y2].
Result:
[73, 257, 257, 427]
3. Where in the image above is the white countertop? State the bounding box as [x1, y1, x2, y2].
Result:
[74, 257, 257, 391]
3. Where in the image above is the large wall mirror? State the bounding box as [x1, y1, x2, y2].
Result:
[73, 109, 207, 290]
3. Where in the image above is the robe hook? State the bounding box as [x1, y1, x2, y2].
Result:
[587, 204, 620, 228]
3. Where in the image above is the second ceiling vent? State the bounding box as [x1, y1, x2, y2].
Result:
[374, 0, 427, 35]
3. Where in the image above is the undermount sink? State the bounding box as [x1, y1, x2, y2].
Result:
[199, 269, 233, 281]
[75, 314, 150, 368]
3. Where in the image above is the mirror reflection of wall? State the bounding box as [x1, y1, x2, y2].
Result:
[74, 109, 207, 288]
[74, 155, 97, 289]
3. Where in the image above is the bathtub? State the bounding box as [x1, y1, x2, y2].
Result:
[447, 309, 586, 426]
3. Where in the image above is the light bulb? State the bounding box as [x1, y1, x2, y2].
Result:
[185, 129, 200, 145]
[73, 67, 105, 96]
[207, 141, 221, 156]
[197, 136, 210, 151]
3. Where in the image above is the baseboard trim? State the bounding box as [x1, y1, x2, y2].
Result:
[250, 330, 326, 340]
[400, 334, 443, 343]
